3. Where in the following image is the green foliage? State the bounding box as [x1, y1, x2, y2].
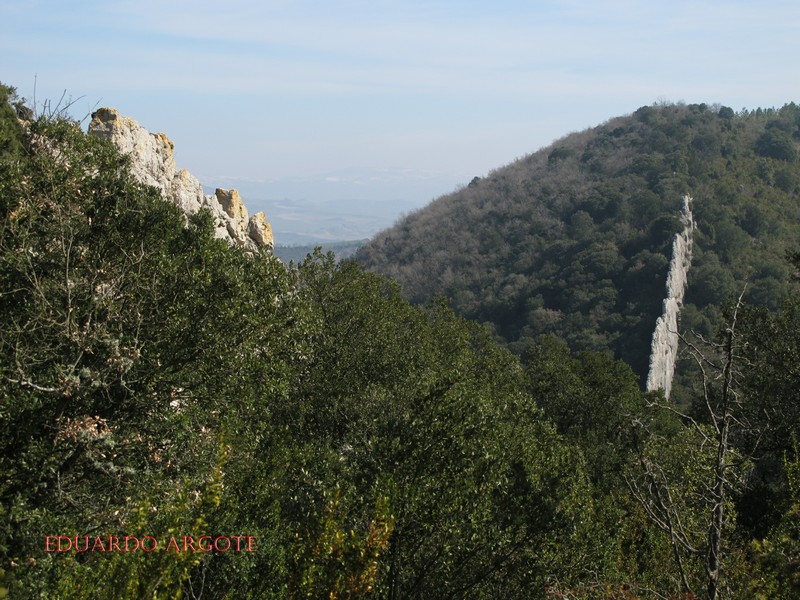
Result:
[738, 282, 800, 454]
[747, 439, 800, 599]
[0, 83, 26, 162]
[755, 128, 798, 161]
[290, 488, 394, 599]
[52, 441, 227, 599]
[523, 339, 691, 593]
[525, 337, 641, 490]
[284, 253, 593, 597]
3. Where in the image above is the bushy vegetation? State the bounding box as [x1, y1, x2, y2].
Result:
[356, 101, 800, 393]
[3, 84, 800, 598]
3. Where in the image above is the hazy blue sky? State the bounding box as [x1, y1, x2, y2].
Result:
[2, 0, 799, 239]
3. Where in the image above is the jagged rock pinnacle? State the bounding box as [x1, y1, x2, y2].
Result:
[88, 108, 273, 252]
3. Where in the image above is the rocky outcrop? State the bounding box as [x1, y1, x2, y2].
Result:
[646, 194, 694, 398]
[88, 108, 272, 252]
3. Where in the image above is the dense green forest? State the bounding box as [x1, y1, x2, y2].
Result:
[355, 101, 800, 395]
[3, 84, 800, 599]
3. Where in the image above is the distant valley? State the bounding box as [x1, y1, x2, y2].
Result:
[272, 239, 368, 264]
[201, 167, 466, 245]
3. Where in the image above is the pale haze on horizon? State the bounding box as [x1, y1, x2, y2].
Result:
[1, 0, 798, 242]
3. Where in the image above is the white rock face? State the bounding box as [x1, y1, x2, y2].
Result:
[646, 194, 694, 398]
[88, 108, 273, 252]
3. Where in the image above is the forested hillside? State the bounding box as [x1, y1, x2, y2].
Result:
[356, 102, 800, 389]
[4, 84, 800, 599]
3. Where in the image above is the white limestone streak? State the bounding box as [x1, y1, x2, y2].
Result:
[646, 194, 694, 398]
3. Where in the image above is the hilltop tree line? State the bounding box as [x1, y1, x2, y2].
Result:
[356, 101, 800, 397]
[3, 84, 800, 598]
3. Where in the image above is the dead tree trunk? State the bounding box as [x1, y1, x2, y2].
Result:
[631, 287, 748, 600]
[706, 290, 743, 600]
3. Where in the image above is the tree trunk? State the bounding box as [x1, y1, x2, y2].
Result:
[706, 292, 742, 600]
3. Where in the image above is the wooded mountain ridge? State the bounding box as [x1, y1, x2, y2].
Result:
[356, 101, 800, 398]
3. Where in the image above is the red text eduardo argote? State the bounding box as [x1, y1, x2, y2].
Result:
[44, 535, 257, 553]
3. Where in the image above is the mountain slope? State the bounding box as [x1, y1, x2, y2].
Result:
[356, 102, 800, 385]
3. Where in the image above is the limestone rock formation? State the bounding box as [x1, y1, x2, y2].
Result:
[646, 194, 695, 398]
[88, 108, 273, 252]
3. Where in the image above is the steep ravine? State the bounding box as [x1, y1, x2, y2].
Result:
[645, 194, 695, 398]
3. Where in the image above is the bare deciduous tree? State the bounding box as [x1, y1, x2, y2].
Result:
[629, 288, 752, 600]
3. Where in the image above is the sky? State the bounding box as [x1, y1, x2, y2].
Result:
[2, 0, 799, 241]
